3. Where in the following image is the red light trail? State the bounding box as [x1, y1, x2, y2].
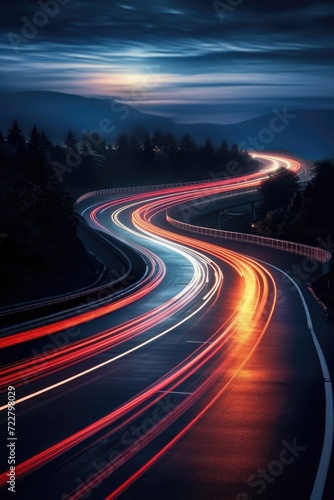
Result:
[0, 154, 310, 499]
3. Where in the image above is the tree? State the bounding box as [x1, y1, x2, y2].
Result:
[164, 133, 179, 180]
[6, 121, 26, 171]
[131, 126, 148, 144]
[178, 133, 198, 180]
[152, 129, 165, 150]
[310, 160, 334, 233]
[259, 167, 299, 218]
[64, 130, 78, 152]
[141, 134, 155, 181]
[39, 130, 54, 154]
[26, 126, 45, 184]
[0, 123, 98, 304]
[198, 138, 215, 172]
[218, 140, 229, 156]
[229, 142, 240, 158]
[0, 130, 5, 164]
[256, 162, 334, 245]
[256, 207, 285, 238]
[179, 133, 197, 153]
[6, 121, 25, 151]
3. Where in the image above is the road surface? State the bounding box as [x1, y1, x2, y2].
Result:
[0, 153, 333, 500]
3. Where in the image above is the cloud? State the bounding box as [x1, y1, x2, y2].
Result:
[0, 0, 333, 122]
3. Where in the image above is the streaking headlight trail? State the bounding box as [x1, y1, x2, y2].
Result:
[1, 154, 319, 500]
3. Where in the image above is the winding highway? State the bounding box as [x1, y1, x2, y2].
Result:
[0, 153, 333, 500]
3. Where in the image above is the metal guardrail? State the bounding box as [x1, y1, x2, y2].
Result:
[75, 172, 259, 206]
[75, 180, 219, 205]
[2, 181, 257, 321]
[78, 175, 331, 266]
[166, 214, 331, 265]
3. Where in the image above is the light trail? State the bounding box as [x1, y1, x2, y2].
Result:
[0, 244, 276, 489]
[0, 153, 301, 350]
[0, 154, 290, 392]
[0, 153, 312, 498]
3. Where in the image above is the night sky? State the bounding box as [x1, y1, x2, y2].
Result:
[1, 0, 334, 123]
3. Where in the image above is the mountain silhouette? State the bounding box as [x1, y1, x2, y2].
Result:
[0, 91, 333, 159]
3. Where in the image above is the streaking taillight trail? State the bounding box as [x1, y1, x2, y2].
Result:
[0, 154, 304, 498]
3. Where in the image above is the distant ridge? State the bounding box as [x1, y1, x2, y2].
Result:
[0, 91, 333, 159]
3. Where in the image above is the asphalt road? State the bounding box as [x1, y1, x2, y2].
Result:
[0, 153, 333, 500]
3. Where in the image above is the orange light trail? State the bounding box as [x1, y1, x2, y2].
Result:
[0, 154, 305, 497]
[0, 153, 301, 350]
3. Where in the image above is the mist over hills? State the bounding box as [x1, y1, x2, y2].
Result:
[0, 91, 333, 159]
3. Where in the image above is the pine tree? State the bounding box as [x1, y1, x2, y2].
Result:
[199, 137, 215, 174]
[259, 167, 299, 218]
[64, 130, 78, 152]
[178, 133, 198, 180]
[6, 121, 25, 151]
[6, 121, 26, 171]
[39, 130, 54, 154]
[141, 134, 155, 181]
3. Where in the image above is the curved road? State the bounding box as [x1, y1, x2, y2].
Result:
[0, 154, 333, 500]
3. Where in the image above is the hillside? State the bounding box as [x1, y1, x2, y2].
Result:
[0, 91, 333, 159]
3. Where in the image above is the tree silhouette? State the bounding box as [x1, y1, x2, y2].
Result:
[256, 160, 334, 245]
[6, 121, 26, 172]
[178, 133, 198, 180]
[64, 130, 78, 152]
[310, 160, 334, 233]
[0, 123, 97, 305]
[6, 121, 25, 151]
[259, 167, 299, 218]
[199, 138, 215, 172]
[1, 125, 260, 192]
[141, 134, 155, 182]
